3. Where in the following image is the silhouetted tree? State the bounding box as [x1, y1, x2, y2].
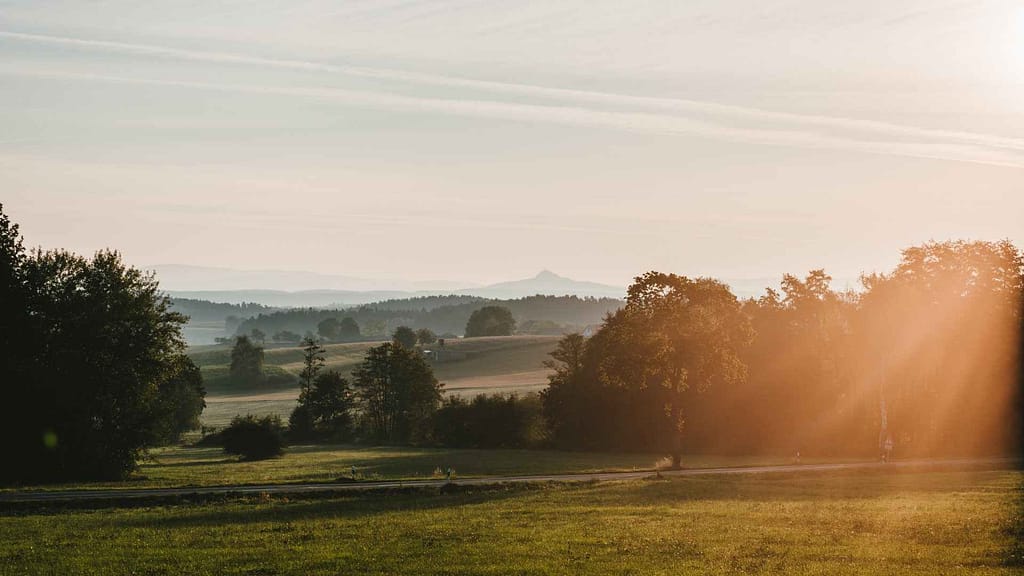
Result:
[222, 414, 285, 460]
[465, 305, 516, 337]
[250, 328, 266, 345]
[290, 337, 326, 438]
[291, 370, 355, 441]
[0, 205, 204, 481]
[352, 342, 442, 443]
[541, 275, 751, 467]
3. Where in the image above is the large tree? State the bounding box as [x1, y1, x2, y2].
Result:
[352, 342, 442, 443]
[542, 274, 752, 467]
[1, 206, 206, 481]
[857, 240, 1023, 456]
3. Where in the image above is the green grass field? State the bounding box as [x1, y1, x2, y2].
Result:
[194, 336, 559, 427]
[1, 467, 1019, 575]
[1, 445, 825, 492]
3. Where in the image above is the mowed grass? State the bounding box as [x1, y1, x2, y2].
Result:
[1, 468, 1019, 575]
[1, 445, 819, 492]
[195, 336, 559, 427]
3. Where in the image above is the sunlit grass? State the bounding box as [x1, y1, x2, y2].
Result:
[0, 468, 1018, 575]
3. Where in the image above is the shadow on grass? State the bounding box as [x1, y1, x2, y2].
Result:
[92, 466, 1022, 530]
[119, 483, 540, 529]
[143, 458, 239, 468]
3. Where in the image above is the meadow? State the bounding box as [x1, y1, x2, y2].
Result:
[194, 336, 559, 428]
[1, 467, 1019, 575]
[0, 444, 829, 493]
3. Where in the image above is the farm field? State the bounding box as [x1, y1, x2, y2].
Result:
[1, 467, 1019, 575]
[193, 336, 559, 427]
[0, 445, 830, 493]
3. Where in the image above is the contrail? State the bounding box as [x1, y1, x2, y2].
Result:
[4, 30, 1024, 155]
[4, 66, 1021, 169]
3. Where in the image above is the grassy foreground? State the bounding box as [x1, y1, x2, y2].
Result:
[0, 468, 1019, 575]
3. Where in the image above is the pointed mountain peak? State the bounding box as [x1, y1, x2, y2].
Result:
[534, 269, 562, 280]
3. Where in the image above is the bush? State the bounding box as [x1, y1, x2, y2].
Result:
[222, 414, 285, 460]
[433, 393, 545, 448]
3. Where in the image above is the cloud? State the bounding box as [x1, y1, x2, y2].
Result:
[2, 30, 1023, 168]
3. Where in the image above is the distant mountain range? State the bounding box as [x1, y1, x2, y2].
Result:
[161, 268, 627, 307]
[154, 265, 847, 308]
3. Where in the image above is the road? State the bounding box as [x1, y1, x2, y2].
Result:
[0, 457, 1014, 504]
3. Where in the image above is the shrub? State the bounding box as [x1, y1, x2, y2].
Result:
[433, 393, 545, 448]
[222, 414, 285, 460]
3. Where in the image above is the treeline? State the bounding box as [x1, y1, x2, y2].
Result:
[542, 240, 1023, 462]
[235, 295, 622, 339]
[0, 206, 206, 482]
[168, 298, 278, 324]
[212, 334, 545, 459]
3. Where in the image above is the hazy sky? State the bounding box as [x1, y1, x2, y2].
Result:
[2, 0, 1023, 287]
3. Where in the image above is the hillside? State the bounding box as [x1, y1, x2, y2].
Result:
[235, 295, 620, 340]
[193, 335, 560, 427]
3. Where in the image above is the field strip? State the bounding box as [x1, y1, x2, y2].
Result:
[0, 457, 1015, 504]
[442, 369, 551, 390]
[205, 369, 554, 404]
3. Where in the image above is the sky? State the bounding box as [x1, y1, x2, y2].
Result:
[1, 0, 1023, 288]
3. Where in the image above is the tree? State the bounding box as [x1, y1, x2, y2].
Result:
[290, 370, 355, 440]
[317, 317, 341, 341]
[857, 240, 1023, 456]
[610, 273, 752, 467]
[0, 205, 204, 481]
[352, 342, 443, 443]
[392, 325, 418, 349]
[290, 337, 326, 438]
[465, 306, 516, 337]
[298, 337, 326, 394]
[411, 327, 436, 344]
[339, 317, 361, 341]
[229, 335, 264, 385]
[152, 356, 206, 445]
[0, 204, 33, 474]
[540, 274, 752, 467]
[416, 328, 437, 346]
[250, 328, 266, 345]
[222, 414, 285, 460]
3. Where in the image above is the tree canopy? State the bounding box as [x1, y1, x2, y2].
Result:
[0, 205, 205, 481]
[352, 342, 442, 443]
[392, 325, 418, 349]
[464, 305, 516, 337]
